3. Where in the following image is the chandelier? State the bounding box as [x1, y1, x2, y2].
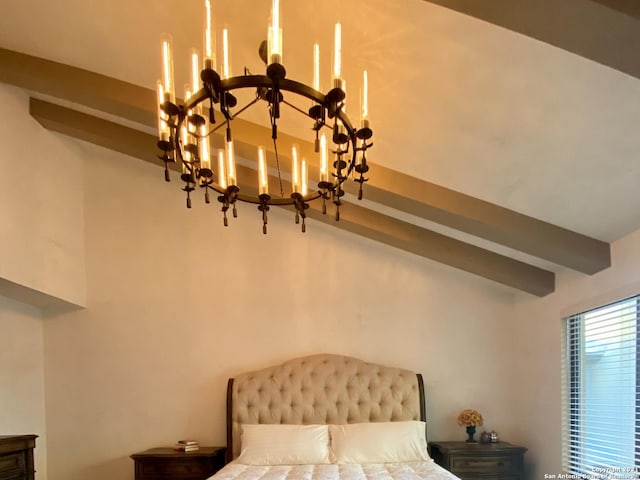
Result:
[156, 0, 373, 233]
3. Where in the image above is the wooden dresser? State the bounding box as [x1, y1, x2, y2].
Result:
[428, 441, 526, 480]
[131, 447, 225, 480]
[0, 435, 37, 480]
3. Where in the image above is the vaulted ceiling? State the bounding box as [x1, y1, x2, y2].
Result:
[2, 0, 640, 296]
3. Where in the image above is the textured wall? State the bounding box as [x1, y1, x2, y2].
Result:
[0, 85, 86, 307]
[0, 295, 47, 479]
[511, 228, 640, 480]
[39, 141, 517, 480]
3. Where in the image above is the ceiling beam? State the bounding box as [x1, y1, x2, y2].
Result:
[0, 48, 610, 276]
[591, 0, 640, 20]
[424, 0, 640, 80]
[29, 97, 555, 297]
[309, 205, 555, 297]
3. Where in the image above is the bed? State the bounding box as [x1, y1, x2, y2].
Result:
[207, 354, 459, 480]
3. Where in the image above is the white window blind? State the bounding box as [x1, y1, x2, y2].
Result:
[563, 296, 640, 476]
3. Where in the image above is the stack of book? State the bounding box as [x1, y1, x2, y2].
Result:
[174, 440, 200, 452]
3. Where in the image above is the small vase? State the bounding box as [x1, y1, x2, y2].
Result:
[465, 425, 477, 443]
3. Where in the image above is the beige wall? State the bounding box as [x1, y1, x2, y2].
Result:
[13, 80, 640, 480]
[0, 83, 87, 480]
[0, 295, 47, 478]
[0, 85, 86, 308]
[35, 136, 519, 480]
[511, 228, 640, 480]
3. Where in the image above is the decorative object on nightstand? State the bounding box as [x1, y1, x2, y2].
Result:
[174, 440, 200, 452]
[131, 446, 225, 480]
[456, 409, 483, 443]
[0, 435, 38, 480]
[480, 429, 499, 444]
[428, 441, 527, 480]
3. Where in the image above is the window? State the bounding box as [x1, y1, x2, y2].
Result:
[563, 296, 640, 476]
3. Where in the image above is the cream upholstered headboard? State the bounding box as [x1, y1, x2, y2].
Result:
[226, 354, 426, 462]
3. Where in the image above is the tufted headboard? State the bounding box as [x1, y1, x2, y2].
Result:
[226, 354, 426, 462]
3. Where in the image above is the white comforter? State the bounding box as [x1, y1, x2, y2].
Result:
[207, 461, 460, 480]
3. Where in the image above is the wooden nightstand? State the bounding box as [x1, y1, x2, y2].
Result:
[428, 441, 526, 480]
[0, 435, 38, 480]
[131, 446, 225, 480]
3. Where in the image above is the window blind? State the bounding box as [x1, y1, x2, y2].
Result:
[563, 296, 640, 476]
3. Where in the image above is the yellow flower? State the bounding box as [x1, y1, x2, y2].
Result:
[457, 409, 483, 427]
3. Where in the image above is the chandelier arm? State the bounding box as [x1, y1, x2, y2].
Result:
[230, 97, 261, 120]
[172, 111, 189, 169]
[201, 96, 258, 138]
[182, 87, 210, 112]
[281, 99, 316, 119]
[272, 120, 285, 197]
[205, 118, 229, 137]
[206, 183, 321, 205]
[331, 133, 358, 183]
[188, 74, 359, 151]
[336, 109, 360, 181]
[335, 108, 355, 134]
[221, 75, 326, 106]
[219, 76, 362, 186]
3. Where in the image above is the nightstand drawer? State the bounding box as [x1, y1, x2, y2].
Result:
[428, 441, 526, 480]
[451, 454, 518, 472]
[0, 435, 37, 480]
[0, 452, 26, 478]
[140, 459, 210, 477]
[131, 446, 226, 480]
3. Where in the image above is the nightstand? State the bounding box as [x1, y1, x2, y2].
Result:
[0, 435, 38, 480]
[428, 441, 526, 480]
[131, 446, 225, 480]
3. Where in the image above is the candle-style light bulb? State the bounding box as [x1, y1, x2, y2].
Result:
[180, 124, 190, 173]
[268, 0, 282, 64]
[217, 150, 227, 189]
[160, 33, 176, 103]
[184, 85, 193, 124]
[222, 27, 231, 79]
[199, 125, 211, 171]
[319, 133, 328, 182]
[203, 0, 216, 70]
[189, 50, 202, 116]
[156, 81, 169, 142]
[258, 146, 268, 195]
[301, 158, 308, 196]
[313, 43, 320, 91]
[361, 70, 369, 128]
[332, 22, 342, 89]
[226, 139, 236, 186]
[292, 143, 300, 193]
[190, 48, 200, 94]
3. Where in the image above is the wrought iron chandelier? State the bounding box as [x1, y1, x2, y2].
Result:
[156, 0, 373, 233]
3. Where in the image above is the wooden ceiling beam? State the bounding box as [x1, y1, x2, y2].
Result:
[0, 48, 609, 278]
[29, 97, 555, 297]
[424, 0, 640, 80]
[590, 0, 640, 21]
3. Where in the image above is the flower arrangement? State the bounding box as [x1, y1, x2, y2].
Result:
[457, 409, 484, 427]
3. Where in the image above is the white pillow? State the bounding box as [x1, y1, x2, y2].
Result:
[329, 421, 430, 464]
[237, 424, 332, 465]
